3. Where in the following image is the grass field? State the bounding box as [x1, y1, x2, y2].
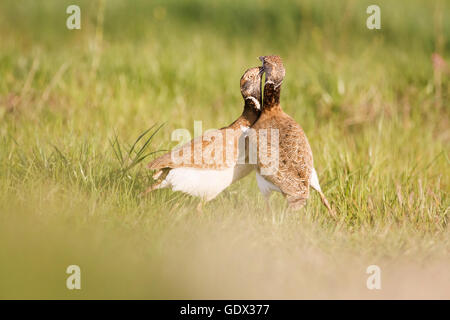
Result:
[0, 0, 449, 299]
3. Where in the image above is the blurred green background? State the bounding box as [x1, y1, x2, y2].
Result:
[0, 0, 449, 299]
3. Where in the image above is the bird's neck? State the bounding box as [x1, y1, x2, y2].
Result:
[229, 98, 261, 129]
[262, 81, 282, 112]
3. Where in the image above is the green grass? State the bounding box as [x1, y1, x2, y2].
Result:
[0, 0, 449, 299]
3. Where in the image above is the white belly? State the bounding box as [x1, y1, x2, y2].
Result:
[165, 164, 253, 201]
[256, 172, 281, 198]
[256, 168, 322, 198]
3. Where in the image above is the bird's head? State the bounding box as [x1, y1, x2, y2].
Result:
[259, 55, 285, 88]
[240, 66, 263, 110]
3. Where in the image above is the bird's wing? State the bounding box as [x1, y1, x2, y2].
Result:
[255, 114, 313, 198]
[147, 128, 242, 170]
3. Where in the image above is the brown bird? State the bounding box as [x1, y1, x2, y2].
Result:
[250, 55, 335, 217]
[144, 67, 263, 202]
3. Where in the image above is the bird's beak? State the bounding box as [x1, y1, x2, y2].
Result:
[258, 57, 266, 75]
[258, 66, 264, 76]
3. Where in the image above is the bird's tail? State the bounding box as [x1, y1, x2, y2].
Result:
[310, 168, 336, 219]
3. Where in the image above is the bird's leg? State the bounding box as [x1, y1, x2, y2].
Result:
[317, 190, 337, 219]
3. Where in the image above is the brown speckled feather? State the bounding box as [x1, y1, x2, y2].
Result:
[252, 55, 314, 209]
[147, 116, 254, 171]
[252, 104, 313, 208]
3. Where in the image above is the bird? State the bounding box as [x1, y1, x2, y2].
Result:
[144, 67, 263, 205]
[249, 55, 335, 217]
